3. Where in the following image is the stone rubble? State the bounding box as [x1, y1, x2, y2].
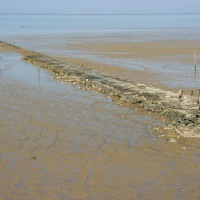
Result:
[23, 54, 200, 138]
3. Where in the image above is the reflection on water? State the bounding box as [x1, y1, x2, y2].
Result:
[0, 52, 200, 200]
[3, 31, 200, 91]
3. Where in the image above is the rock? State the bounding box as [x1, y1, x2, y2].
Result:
[158, 134, 165, 138]
[169, 138, 176, 143]
[138, 103, 144, 107]
[143, 104, 149, 110]
[196, 114, 200, 118]
[120, 96, 128, 101]
[193, 123, 198, 127]
[184, 119, 190, 125]
[153, 127, 160, 131]
[173, 116, 181, 123]
[171, 120, 177, 126]
[188, 122, 194, 127]
[130, 98, 138, 104]
[164, 124, 175, 130]
[197, 119, 200, 124]
[155, 107, 163, 113]
[177, 123, 186, 128]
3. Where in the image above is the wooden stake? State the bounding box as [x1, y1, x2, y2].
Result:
[194, 50, 197, 70]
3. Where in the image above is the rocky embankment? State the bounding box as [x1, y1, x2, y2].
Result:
[1, 41, 200, 138]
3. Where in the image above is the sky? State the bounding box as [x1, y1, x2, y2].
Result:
[1, 0, 200, 14]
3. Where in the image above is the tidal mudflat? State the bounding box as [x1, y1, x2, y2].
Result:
[1, 47, 200, 200]
[8, 32, 200, 93]
[2, 41, 200, 137]
[1, 14, 200, 200]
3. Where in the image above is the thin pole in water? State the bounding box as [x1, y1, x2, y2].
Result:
[33, 45, 34, 52]
[194, 50, 197, 71]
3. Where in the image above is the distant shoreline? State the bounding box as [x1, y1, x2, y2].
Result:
[1, 13, 200, 16]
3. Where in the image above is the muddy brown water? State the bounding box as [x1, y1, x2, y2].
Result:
[0, 51, 200, 200]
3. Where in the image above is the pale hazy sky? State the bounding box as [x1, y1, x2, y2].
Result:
[1, 0, 200, 14]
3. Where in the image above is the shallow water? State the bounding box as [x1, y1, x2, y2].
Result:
[1, 14, 200, 91]
[1, 51, 200, 199]
[5, 32, 200, 91]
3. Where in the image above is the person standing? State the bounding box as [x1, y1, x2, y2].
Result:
[178, 90, 183, 102]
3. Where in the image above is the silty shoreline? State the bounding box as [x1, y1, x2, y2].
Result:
[1, 41, 200, 138]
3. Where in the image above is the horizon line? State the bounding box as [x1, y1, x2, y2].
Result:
[0, 12, 200, 15]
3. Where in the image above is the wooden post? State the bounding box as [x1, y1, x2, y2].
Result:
[194, 50, 197, 71]
[33, 45, 34, 52]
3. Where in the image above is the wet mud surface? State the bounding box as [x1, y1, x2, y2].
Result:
[1, 50, 200, 199]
